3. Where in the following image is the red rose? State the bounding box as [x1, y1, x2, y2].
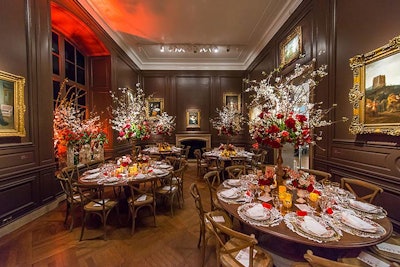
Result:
[285, 117, 296, 129]
[281, 130, 289, 137]
[296, 114, 308, 123]
[269, 124, 280, 133]
[276, 113, 284, 119]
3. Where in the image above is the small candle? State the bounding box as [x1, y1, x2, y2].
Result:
[309, 192, 319, 202]
[278, 185, 286, 194]
[129, 164, 138, 174]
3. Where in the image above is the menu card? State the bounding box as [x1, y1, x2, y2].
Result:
[212, 216, 225, 223]
[357, 251, 390, 267]
[376, 242, 400, 255]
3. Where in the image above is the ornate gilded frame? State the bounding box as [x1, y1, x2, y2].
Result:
[223, 93, 241, 112]
[186, 109, 201, 128]
[146, 98, 164, 118]
[279, 26, 302, 67]
[349, 35, 400, 136]
[0, 70, 26, 137]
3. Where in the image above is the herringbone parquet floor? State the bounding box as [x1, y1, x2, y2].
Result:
[0, 163, 220, 267]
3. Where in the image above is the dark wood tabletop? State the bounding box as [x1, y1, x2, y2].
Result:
[217, 186, 393, 249]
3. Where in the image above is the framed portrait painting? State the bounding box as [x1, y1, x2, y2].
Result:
[0, 70, 26, 137]
[279, 26, 302, 67]
[349, 35, 400, 135]
[223, 93, 241, 112]
[186, 109, 200, 128]
[146, 98, 164, 118]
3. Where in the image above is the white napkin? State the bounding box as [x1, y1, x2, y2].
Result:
[136, 194, 147, 202]
[212, 216, 225, 223]
[220, 188, 239, 198]
[341, 212, 377, 232]
[135, 173, 146, 179]
[84, 172, 100, 180]
[227, 179, 241, 186]
[106, 177, 118, 182]
[301, 216, 328, 236]
[246, 204, 267, 219]
[152, 169, 165, 175]
[349, 199, 378, 213]
[159, 164, 170, 169]
[87, 168, 100, 174]
[93, 199, 109, 207]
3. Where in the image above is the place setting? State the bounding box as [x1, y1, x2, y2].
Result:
[237, 202, 283, 227]
[217, 187, 245, 204]
[345, 199, 388, 220]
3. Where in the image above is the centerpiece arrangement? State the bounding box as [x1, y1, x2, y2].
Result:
[244, 58, 348, 184]
[109, 83, 151, 156]
[210, 105, 246, 157]
[53, 79, 107, 167]
[152, 111, 176, 151]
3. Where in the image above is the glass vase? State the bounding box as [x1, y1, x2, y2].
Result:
[66, 144, 75, 167]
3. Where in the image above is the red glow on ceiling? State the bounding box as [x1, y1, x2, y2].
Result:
[88, 0, 162, 42]
[51, 2, 109, 56]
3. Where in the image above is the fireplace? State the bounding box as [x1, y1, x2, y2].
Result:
[176, 133, 211, 159]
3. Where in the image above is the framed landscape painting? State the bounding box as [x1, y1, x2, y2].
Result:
[349, 35, 400, 135]
[0, 70, 26, 137]
[280, 26, 302, 67]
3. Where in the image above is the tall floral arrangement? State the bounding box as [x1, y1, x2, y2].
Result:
[244, 58, 347, 149]
[53, 79, 107, 161]
[210, 106, 246, 137]
[109, 83, 151, 141]
[153, 112, 176, 136]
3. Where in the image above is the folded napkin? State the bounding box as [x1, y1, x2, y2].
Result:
[106, 177, 119, 183]
[220, 188, 239, 198]
[84, 172, 100, 180]
[246, 204, 267, 219]
[349, 199, 378, 213]
[87, 168, 100, 174]
[159, 164, 170, 169]
[135, 173, 146, 179]
[341, 212, 377, 232]
[227, 179, 241, 186]
[136, 194, 147, 202]
[301, 216, 328, 236]
[152, 169, 165, 175]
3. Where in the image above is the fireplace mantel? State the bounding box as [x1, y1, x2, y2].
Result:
[175, 133, 212, 148]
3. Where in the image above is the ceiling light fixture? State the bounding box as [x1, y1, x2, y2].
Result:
[158, 44, 229, 53]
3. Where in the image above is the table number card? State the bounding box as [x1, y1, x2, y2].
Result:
[357, 251, 390, 267]
[376, 242, 400, 255]
[212, 216, 225, 223]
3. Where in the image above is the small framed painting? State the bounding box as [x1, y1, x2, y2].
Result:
[0, 70, 26, 137]
[223, 93, 241, 112]
[279, 26, 302, 67]
[186, 109, 201, 128]
[146, 98, 164, 118]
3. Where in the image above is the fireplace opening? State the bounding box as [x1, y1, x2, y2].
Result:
[181, 140, 206, 159]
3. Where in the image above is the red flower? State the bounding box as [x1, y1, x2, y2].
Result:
[268, 124, 280, 133]
[281, 130, 289, 137]
[285, 117, 296, 130]
[276, 113, 284, 119]
[296, 114, 308, 123]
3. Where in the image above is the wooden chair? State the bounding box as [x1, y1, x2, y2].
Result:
[230, 156, 248, 166]
[165, 156, 183, 170]
[205, 213, 274, 267]
[298, 168, 332, 184]
[203, 171, 223, 211]
[291, 250, 357, 267]
[189, 183, 232, 267]
[180, 145, 191, 160]
[225, 165, 246, 180]
[56, 172, 86, 231]
[156, 171, 180, 216]
[340, 177, 383, 203]
[127, 177, 157, 235]
[194, 149, 208, 177]
[76, 183, 119, 241]
[205, 155, 225, 180]
[171, 161, 188, 206]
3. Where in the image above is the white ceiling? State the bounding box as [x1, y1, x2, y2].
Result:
[77, 0, 303, 70]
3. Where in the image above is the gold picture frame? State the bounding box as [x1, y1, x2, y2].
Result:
[349, 35, 400, 136]
[146, 98, 164, 118]
[279, 26, 302, 67]
[223, 93, 241, 112]
[186, 109, 200, 128]
[0, 70, 26, 137]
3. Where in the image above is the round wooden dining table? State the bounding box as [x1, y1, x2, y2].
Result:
[217, 185, 393, 249]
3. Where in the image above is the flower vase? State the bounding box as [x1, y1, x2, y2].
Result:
[93, 144, 104, 161]
[275, 147, 284, 186]
[79, 144, 91, 164]
[130, 139, 137, 158]
[66, 145, 75, 167]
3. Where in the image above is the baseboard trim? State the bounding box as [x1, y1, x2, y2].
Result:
[0, 195, 65, 238]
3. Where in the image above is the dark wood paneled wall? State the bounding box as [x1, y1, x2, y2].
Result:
[141, 71, 246, 147]
[248, 0, 400, 230]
